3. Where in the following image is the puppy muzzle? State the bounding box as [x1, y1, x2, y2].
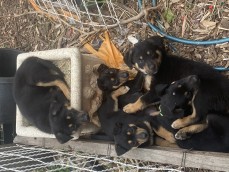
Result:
[78, 111, 90, 123]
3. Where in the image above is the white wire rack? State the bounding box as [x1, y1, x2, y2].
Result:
[31, 0, 140, 31]
[0, 144, 183, 172]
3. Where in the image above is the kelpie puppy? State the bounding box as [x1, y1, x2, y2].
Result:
[123, 36, 229, 130]
[98, 86, 153, 156]
[97, 64, 144, 109]
[13, 56, 89, 143]
[150, 76, 229, 152]
[159, 75, 228, 134]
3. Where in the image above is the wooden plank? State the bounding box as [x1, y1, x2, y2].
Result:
[14, 136, 229, 171]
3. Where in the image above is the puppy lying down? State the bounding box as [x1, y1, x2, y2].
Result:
[13, 56, 89, 143]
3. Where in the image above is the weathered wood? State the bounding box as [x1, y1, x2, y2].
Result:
[14, 136, 229, 171]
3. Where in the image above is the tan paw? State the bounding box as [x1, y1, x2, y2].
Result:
[117, 86, 130, 95]
[123, 102, 141, 113]
[171, 119, 185, 129]
[175, 130, 191, 140]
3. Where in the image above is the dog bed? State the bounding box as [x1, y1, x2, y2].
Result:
[16, 48, 102, 140]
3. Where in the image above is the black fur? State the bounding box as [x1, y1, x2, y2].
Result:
[123, 36, 229, 121]
[150, 78, 229, 152]
[97, 64, 144, 109]
[98, 86, 153, 156]
[13, 56, 89, 143]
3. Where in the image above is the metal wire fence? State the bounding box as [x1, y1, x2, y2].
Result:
[0, 144, 184, 172]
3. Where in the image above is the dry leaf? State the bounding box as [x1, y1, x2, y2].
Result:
[200, 20, 216, 30]
[84, 31, 124, 68]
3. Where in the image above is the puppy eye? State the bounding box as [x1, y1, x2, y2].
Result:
[127, 127, 135, 134]
[139, 56, 144, 63]
[184, 91, 192, 98]
[111, 78, 115, 81]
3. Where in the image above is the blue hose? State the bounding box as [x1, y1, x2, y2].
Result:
[137, 0, 229, 71]
[138, 0, 229, 45]
[148, 23, 229, 45]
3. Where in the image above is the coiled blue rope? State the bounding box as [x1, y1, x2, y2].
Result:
[138, 0, 229, 71]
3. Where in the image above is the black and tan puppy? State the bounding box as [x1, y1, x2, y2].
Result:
[159, 74, 229, 133]
[150, 77, 229, 152]
[98, 86, 153, 156]
[13, 56, 89, 143]
[123, 36, 229, 130]
[97, 64, 144, 109]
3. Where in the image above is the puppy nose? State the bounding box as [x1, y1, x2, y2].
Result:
[79, 112, 90, 122]
[139, 132, 148, 139]
[119, 72, 129, 78]
[189, 75, 199, 82]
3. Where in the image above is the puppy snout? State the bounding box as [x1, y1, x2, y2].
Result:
[119, 72, 129, 79]
[150, 64, 158, 74]
[79, 112, 90, 123]
[137, 132, 148, 139]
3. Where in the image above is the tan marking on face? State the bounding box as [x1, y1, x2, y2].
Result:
[171, 81, 176, 85]
[155, 50, 162, 69]
[178, 84, 182, 88]
[184, 91, 188, 96]
[155, 50, 162, 57]
[128, 124, 135, 127]
[147, 51, 150, 55]
[128, 140, 132, 144]
[68, 124, 73, 128]
[111, 78, 115, 81]
[66, 116, 71, 119]
[127, 132, 131, 135]
[139, 56, 143, 60]
[136, 128, 148, 144]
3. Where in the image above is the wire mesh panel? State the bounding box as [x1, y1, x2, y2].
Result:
[0, 144, 184, 172]
[30, 0, 140, 32]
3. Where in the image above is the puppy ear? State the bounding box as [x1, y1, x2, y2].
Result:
[147, 36, 164, 49]
[187, 75, 200, 90]
[124, 50, 134, 69]
[115, 143, 129, 156]
[55, 132, 73, 144]
[155, 84, 169, 96]
[97, 64, 108, 73]
[113, 122, 123, 135]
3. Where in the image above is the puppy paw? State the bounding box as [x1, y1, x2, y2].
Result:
[171, 119, 185, 129]
[175, 130, 191, 140]
[120, 86, 130, 94]
[112, 86, 130, 97]
[123, 103, 139, 113]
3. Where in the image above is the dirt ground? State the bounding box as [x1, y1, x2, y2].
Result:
[0, 0, 228, 72]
